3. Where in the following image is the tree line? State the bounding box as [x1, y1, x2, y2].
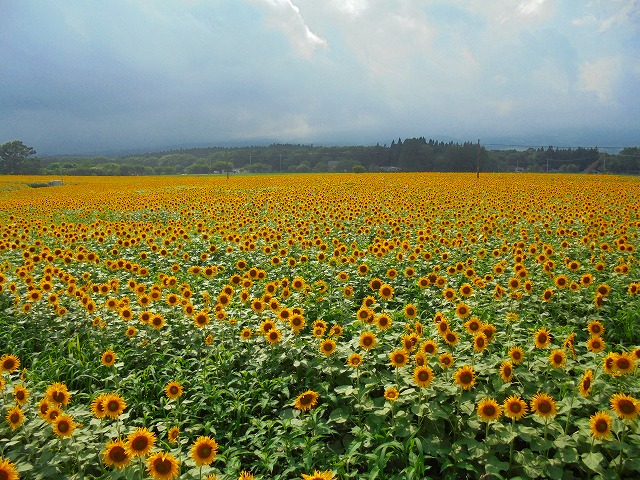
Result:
[1, 139, 639, 176]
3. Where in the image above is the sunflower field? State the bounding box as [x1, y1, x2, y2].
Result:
[1, 172, 639, 480]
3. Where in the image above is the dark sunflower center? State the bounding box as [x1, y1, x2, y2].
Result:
[418, 371, 429, 381]
[197, 445, 212, 458]
[583, 378, 591, 390]
[53, 391, 65, 403]
[154, 458, 172, 474]
[617, 359, 631, 370]
[596, 419, 608, 433]
[110, 446, 127, 462]
[538, 401, 552, 413]
[460, 372, 472, 384]
[107, 401, 120, 412]
[132, 437, 149, 450]
[509, 403, 521, 413]
[620, 400, 635, 414]
[10, 413, 20, 423]
[483, 405, 496, 416]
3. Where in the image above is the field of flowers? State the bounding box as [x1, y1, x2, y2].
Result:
[1, 172, 639, 480]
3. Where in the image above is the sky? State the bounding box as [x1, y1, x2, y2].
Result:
[1, 0, 639, 155]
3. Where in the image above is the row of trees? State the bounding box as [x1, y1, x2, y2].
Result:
[2, 139, 639, 175]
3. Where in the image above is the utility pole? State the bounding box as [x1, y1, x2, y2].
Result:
[476, 139, 480, 179]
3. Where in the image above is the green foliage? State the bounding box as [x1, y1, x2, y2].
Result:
[0, 140, 38, 174]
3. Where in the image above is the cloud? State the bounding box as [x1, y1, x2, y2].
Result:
[579, 57, 622, 103]
[252, 0, 327, 58]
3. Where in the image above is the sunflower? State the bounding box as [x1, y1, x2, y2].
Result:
[503, 395, 528, 420]
[250, 298, 265, 313]
[319, 338, 337, 356]
[613, 352, 636, 375]
[165, 381, 184, 400]
[90, 394, 108, 418]
[51, 413, 76, 438]
[534, 327, 551, 349]
[464, 317, 483, 335]
[589, 411, 612, 440]
[436, 318, 450, 336]
[167, 425, 180, 443]
[439, 352, 454, 369]
[379, 283, 394, 300]
[126, 326, 137, 338]
[477, 398, 502, 422]
[389, 350, 409, 368]
[473, 333, 488, 353]
[413, 365, 434, 388]
[586, 336, 605, 353]
[403, 303, 418, 319]
[421, 339, 438, 356]
[327, 325, 342, 338]
[603, 352, 617, 375]
[294, 390, 319, 412]
[302, 469, 336, 480]
[0, 457, 19, 480]
[146, 451, 180, 480]
[442, 288, 456, 301]
[191, 436, 218, 466]
[455, 302, 471, 319]
[46, 382, 71, 406]
[384, 387, 399, 402]
[454, 365, 476, 390]
[0, 354, 20, 373]
[508, 346, 525, 365]
[193, 311, 210, 328]
[402, 333, 419, 352]
[375, 313, 393, 331]
[104, 393, 127, 419]
[500, 361, 513, 383]
[266, 328, 282, 345]
[610, 393, 640, 421]
[356, 307, 374, 323]
[5, 405, 25, 430]
[101, 349, 117, 367]
[13, 384, 29, 406]
[359, 331, 377, 350]
[444, 330, 459, 346]
[587, 320, 605, 336]
[238, 471, 254, 480]
[541, 288, 554, 302]
[126, 427, 156, 457]
[596, 284, 611, 297]
[150, 314, 166, 330]
[44, 405, 62, 423]
[548, 349, 566, 368]
[530, 392, 557, 419]
[579, 370, 594, 397]
[260, 319, 275, 334]
[347, 353, 363, 368]
[289, 314, 306, 333]
[459, 283, 473, 297]
[103, 438, 131, 469]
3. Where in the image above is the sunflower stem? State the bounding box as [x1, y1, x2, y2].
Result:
[564, 396, 573, 435]
[618, 424, 626, 475]
[508, 418, 515, 469]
